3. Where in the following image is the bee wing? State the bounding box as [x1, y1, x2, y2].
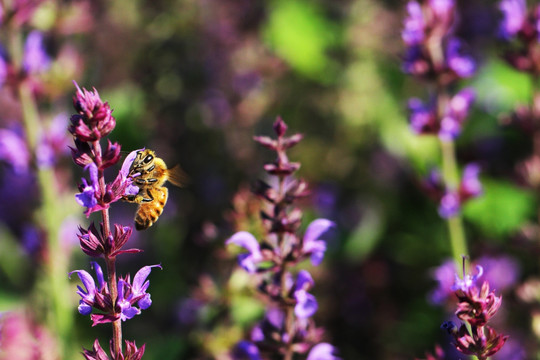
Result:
[167, 164, 188, 187]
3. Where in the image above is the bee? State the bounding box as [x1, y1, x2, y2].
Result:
[123, 149, 184, 230]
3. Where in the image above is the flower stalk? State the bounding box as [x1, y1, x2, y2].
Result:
[227, 116, 340, 360]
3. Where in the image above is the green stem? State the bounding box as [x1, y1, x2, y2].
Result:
[437, 88, 469, 270]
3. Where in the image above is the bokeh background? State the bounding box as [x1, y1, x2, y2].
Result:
[0, 0, 538, 359]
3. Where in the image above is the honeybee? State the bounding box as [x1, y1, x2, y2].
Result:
[123, 149, 184, 230]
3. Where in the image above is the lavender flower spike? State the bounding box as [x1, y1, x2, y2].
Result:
[303, 219, 334, 266]
[307, 343, 341, 360]
[226, 231, 263, 273]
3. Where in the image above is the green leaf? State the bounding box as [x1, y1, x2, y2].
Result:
[263, 0, 339, 81]
[463, 179, 535, 238]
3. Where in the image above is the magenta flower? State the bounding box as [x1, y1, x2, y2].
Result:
[226, 231, 264, 273]
[302, 219, 334, 266]
[69, 82, 116, 141]
[22, 30, 51, 75]
[307, 343, 341, 360]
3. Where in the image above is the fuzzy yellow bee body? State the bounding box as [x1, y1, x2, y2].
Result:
[123, 149, 184, 230]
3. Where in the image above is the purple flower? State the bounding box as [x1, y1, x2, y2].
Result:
[36, 113, 71, 168]
[438, 191, 460, 218]
[302, 219, 334, 266]
[69, 82, 116, 141]
[459, 163, 483, 200]
[429, 0, 454, 19]
[476, 255, 520, 292]
[75, 163, 100, 214]
[0, 55, 7, 88]
[231, 340, 261, 360]
[0, 127, 30, 174]
[68, 262, 106, 316]
[226, 231, 263, 273]
[307, 343, 341, 360]
[439, 88, 475, 141]
[117, 265, 162, 321]
[22, 31, 51, 75]
[408, 97, 438, 135]
[452, 264, 483, 292]
[499, 0, 526, 39]
[446, 38, 476, 78]
[402, 45, 429, 76]
[429, 259, 456, 304]
[293, 270, 318, 318]
[402, 1, 425, 46]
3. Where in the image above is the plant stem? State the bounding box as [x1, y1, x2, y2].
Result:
[437, 87, 469, 270]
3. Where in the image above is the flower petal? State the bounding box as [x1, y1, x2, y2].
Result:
[304, 219, 334, 244]
[132, 264, 162, 296]
[227, 231, 262, 258]
[307, 343, 341, 360]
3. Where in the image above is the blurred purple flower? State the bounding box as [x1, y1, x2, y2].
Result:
[226, 231, 263, 273]
[452, 264, 483, 292]
[459, 163, 482, 200]
[402, 45, 429, 76]
[446, 38, 476, 78]
[293, 270, 318, 318]
[429, 259, 457, 304]
[439, 88, 475, 141]
[402, 1, 425, 46]
[429, 0, 454, 19]
[36, 113, 71, 168]
[499, 0, 526, 39]
[0, 126, 30, 174]
[22, 31, 51, 75]
[0, 55, 7, 88]
[438, 191, 460, 218]
[476, 255, 520, 292]
[408, 97, 438, 135]
[302, 219, 334, 266]
[231, 340, 261, 360]
[307, 343, 341, 360]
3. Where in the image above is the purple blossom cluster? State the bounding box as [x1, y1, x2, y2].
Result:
[499, 0, 540, 72]
[227, 117, 339, 360]
[441, 261, 508, 359]
[422, 163, 483, 218]
[402, 0, 481, 220]
[402, 0, 475, 83]
[68, 83, 159, 359]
